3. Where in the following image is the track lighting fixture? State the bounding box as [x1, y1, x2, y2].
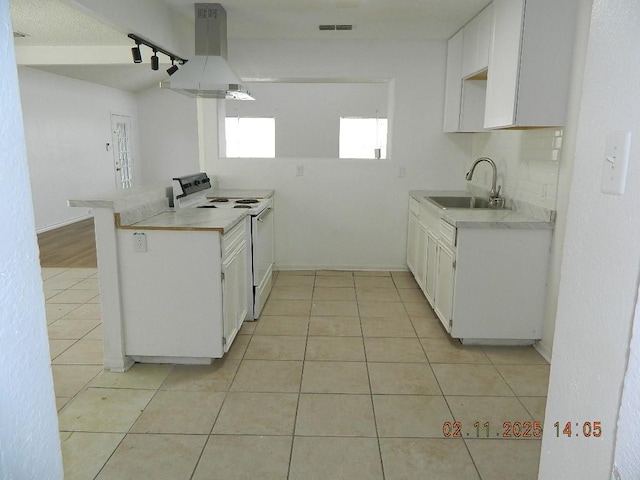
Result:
[151, 50, 159, 71]
[167, 58, 179, 76]
[131, 41, 142, 63]
[127, 33, 187, 72]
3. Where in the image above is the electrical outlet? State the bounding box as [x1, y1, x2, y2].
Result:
[398, 165, 406, 177]
[133, 232, 147, 253]
[296, 165, 304, 176]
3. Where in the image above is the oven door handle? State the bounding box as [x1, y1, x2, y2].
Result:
[256, 207, 272, 222]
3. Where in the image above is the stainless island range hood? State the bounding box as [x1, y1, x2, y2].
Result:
[160, 3, 253, 100]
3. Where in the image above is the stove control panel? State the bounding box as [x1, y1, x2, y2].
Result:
[173, 173, 211, 198]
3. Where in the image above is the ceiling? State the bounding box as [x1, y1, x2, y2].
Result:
[10, 0, 491, 92]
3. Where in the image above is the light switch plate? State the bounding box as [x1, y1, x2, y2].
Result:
[601, 131, 631, 195]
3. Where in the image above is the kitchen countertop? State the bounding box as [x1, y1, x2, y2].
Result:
[69, 184, 270, 233]
[68, 184, 170, 211]
[410, 190, 555, 229]
[117, 207, 247, 233]
[68, 186, 274, 211]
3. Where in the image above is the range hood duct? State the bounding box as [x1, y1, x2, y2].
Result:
[160, 3, 253, 100]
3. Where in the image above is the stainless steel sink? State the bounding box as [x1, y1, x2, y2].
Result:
[425, 196, 509, 210]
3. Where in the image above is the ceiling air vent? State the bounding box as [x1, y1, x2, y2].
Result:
[319, 24, 353, 31]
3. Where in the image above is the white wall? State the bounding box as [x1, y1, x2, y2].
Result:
[18, 67, 141, 231]
[470, 129, 562, 211]
[195, 39, 471, 269]
[539, 0, 640, 477]
[0, 3, 63, 477]
[136, 86, 199, 184]
[226, 82, 389, 158]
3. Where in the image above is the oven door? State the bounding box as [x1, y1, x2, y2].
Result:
[252, 206, 274, 318]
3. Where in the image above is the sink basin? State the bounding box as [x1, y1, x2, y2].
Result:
[425, 196, 509, 210]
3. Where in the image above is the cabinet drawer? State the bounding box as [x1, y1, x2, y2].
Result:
[439, 220, 457, 247]
[222, 218, 247, 258]
[419, 203, 440, 232]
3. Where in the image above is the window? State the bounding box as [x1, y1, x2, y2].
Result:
[225, 117, 275, 158]
[223, 82, 389, 158]
[339, 117, 388, 159]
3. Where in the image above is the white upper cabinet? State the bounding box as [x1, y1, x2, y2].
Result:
[483, 0, 578, 129]
[443, 0, 578, 132]
[443, 27, 487, 133]
[443, 4, 492, 133]
[461, 4, 493, 79]
[442, 30, 464, 133]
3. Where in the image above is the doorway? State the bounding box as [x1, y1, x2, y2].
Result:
[110, 114, 134, 189]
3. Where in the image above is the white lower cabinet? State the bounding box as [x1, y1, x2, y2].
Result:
[117, 218, 249, 363]
[222, 233, 248, 353]
[424, 231, 438, 305]
[415, 222, 428, 291]
[434, 241, 455, 332]
[406, 199, 420, 277]
[407, 198, 552, 344]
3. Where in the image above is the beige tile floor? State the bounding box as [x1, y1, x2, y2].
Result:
[44, 267, 550, 480]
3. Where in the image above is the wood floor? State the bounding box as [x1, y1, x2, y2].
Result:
[37, 218, 97, 268]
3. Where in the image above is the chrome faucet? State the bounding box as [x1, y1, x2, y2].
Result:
[465, 157, 504, 208]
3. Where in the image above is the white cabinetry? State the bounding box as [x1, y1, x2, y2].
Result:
[424, 231, 437, 305]
[117, 218, 249, 362]
[442, 30, 464, 133]
[443, 15, 488, 133]
[433, 220, 456, 332]
[443, 0, 577, 131]
[222, 220, 248, 352]
[461, 4, 492, 78]
[406, 197, 552, 344]
[415, 223, 428, 290]
[484, 0, 578, 128]
[434, 242, 455, 332]
[406, 198, 420, 276]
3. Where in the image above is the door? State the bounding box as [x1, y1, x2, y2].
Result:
[111, 114, 134, 189]
[222, 242, 247, 352]
[424, 231, 438, 305]
[253, 208, 274, 318]
[416, 222, 428, 291]
[407, 212, 419, 275]
[435, 243, 455, 332]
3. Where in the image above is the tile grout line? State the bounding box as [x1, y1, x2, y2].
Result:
[52, 267, 548, 478]
[286, 272, 315, 480]
[358, 281, 387, 480]
[404, 281, 489, 478]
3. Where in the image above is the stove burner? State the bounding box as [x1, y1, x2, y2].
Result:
[197, 205, 217, 208]
[234, 205, 252, 209]
[209, 198, 230, 203]
[236, 199, 259, 204]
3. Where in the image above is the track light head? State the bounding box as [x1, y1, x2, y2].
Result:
[167, 58, 179, 76]
[131, 43, 142, 63]
[151, 50, 159, 71]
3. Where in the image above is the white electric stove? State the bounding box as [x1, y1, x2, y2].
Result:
[172, 173, 274, 319]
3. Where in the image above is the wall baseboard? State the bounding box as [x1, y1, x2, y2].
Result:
[534, 340, 552, 363]
[36, 214, 93, 234]
[275, 264, 409, 272]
